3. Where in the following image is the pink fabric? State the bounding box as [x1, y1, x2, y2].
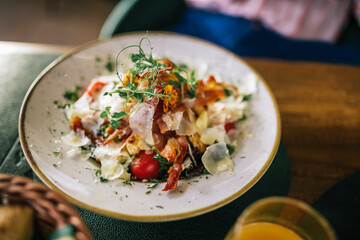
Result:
[186, 0, 357, 42]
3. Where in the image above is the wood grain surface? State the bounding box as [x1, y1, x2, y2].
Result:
[245, 59, 360, 204]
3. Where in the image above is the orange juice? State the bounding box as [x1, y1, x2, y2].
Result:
[236, 222, 303, 240]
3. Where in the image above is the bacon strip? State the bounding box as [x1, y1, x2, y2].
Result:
[84, 81, 106, 97]
[102, 126, 132, 145]
[162, 136, 188, 191]
[71, 116, 97, 143]
[193, 76, 227, 107]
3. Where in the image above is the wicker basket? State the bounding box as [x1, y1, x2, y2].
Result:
[0, 174, 92, 240]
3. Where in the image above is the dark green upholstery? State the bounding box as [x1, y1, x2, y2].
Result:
[100, 0, 186, 39]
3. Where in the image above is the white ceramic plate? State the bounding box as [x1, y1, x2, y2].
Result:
[19, 32, 280, 222]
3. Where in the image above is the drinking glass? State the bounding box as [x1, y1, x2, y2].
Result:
[225, 197, 337, 240]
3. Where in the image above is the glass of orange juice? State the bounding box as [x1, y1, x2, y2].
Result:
[225, 197, 337, 240]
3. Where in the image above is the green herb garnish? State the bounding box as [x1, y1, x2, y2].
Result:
[63, 85, 81, 102]
[57, 103, 70, 109]
[224, 88, 233, 97]
[100, 34, 199, 130]
[100, 177, 108, 183]
[106, 60, 114, 72]
[243, 94, 252, 101]
[202, 169, 211, 175]
[53, 151, 61, 156]
[153, 151, 173, 174]
[86, 168, 106, 182]
[123, 180, 132, 186]
[147, 179, 159, 189]
[237, 114, 247, 122]
[226, 144, 235, 155]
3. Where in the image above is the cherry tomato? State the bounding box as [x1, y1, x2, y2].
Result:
[130, 151, 160, 179]
[224, 122, 236, 133]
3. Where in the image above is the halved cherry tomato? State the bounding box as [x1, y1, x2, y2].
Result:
[130, 151, 160, 179]
[224, 122, 236, 133]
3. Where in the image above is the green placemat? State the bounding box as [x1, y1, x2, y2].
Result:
[313, 170, 360, 240]
[0, 54, 60, 178]
[75, 141, 289, 240]
[0, 53, 290, 239]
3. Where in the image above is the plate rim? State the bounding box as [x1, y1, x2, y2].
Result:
[18, 31, 281, 222]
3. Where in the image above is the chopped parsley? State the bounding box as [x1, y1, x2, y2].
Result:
[123, 180, 132, 186]
[243, 94, 252, 101]
[202, 169, 211, 175]
[53, 151, 61, 156]
[57, 103, 70, 109]
[147, 179, 159, 189]
[105, 60, 114, 72]
[237, 114, 247, 122]
[86, 168, 108, 182]
[99, 177, 108, 183]
[63, 85, 81, 102]
[226, 144, 235, 155]
[223, 88, 233, 97]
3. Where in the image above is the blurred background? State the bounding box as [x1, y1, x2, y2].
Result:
[1, 0, 360, 54]
[0, 0, 118, 46]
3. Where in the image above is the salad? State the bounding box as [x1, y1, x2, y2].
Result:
[61, 36, 253, 191]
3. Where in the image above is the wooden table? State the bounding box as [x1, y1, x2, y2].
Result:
[246, 59, 360, 204]
[2, 41, 359, 206]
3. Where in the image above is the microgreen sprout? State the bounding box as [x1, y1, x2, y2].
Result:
[101, 34, 198, 128]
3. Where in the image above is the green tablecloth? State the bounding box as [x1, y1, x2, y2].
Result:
[0, 53, 290, 240]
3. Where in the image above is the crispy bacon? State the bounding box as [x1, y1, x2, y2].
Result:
[71, 116, 97, 143]
[84, 81, 106, 97]
[193, 76, 227, 107]
[149, 99, 167, 150]
[101, 126, 132, 145]
[162, 136, 187, 191]
[99, 117, 131, 145]
[156, 117, 169, 134]
[160, 138, 180, 162]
